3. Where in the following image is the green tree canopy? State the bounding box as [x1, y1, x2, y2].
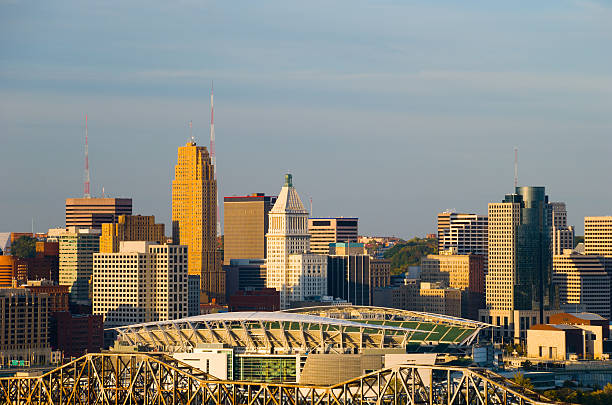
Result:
[512, 372, 534, 391]
[383, 237, 437, 275]
[11, 236, 36, 259]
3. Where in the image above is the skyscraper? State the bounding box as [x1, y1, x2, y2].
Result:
[553, 249, 610, 319]
[223, 194, 277, 265]
[65, 198, 132, 230]
[327, 243, 371, 306]
[308, 217, 358, 255]
[584, 216, 612, 312]
[480, 186, 559, 343]
[93, 242, 188, 328]
[550, 202, 574, 256]
[437, 212, 488, 272]
[57, 227, 101, 305]
[265, 174, 327, 309]
[172, 141, 224, 304]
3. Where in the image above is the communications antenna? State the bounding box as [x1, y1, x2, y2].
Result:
[514, 147, 518, 189]
[210, 81, 221, 236]
[84, 114, 91, 198]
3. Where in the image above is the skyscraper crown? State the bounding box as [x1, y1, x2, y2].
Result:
[271, 173, 307, 214]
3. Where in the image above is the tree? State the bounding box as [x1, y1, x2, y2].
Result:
[383, 237, 438, 275]
[512, 372, 534, 391]
[10, 236, 36, 258]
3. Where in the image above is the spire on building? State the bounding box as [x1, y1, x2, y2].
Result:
[84, 114, 91, 199]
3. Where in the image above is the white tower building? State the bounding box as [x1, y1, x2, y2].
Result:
[266, 174, 327, 309]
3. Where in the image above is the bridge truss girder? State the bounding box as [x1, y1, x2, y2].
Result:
[0, 352, 555, 405]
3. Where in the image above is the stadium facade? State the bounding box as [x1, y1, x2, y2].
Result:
[113, 305, 490, 385]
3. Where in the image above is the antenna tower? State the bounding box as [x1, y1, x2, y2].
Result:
[210, 81, 221, 236]
[514, 147, 518, 189]
[84, 114, 91, 198]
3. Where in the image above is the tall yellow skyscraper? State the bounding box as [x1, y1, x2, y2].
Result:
[172, 141, 224, 304]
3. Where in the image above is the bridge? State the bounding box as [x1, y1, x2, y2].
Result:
[0, 352, 557, 405]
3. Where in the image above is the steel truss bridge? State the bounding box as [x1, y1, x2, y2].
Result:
[0, 353, 556, 405]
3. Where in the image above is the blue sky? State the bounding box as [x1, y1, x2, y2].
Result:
[1, 0, 611, 237]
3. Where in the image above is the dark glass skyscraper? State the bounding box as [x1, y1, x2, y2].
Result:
[502, 187, 558, 321]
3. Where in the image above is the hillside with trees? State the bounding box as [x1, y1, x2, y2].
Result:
[383, 237, 438, 275]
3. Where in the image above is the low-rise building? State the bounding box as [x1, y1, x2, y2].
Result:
[421, 250, 484, 319]
[420, 282, 462, 318]
[527, 312, 609, 360]
[373, 280, 461, 318]
[229, 288, 280, 312]
[51, 312, 103, 358]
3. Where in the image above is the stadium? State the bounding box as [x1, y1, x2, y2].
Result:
[113, 305, 491, 385]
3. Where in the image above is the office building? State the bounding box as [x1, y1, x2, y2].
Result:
[308, 217, 358, 255]
[65, 198, 132, 230]
[228, 288, 280, 312]
[93, 242, 187, 328]
[188, 274, 201, 317]
[0, 255, 19, 287]
[419, 282, 462, 318]
[51, 312, 103, 358]
[553, 249, 610, 319]
[99, 215, 165, 253]
[584, 216, 612, 311]
[23, 280, 70, 313]
[172, 141, 223, 304]
[266, 174, 327, 309]
[480, 186, 559, 343]
[328, 243, 371, 306]
[225, 259, 267, 299]
[57, 227, 101, 305]
[0, 288, 50, 365]
[369, 258, 391, 292]
[421, 250, 484, 319]
[9, 241, 61, 286]
[437, 212, 488, 272]
[584, 216, 612, 264]
[372, 280, 461, 317]
[223, 194, 277, 265]
[550, 203, 574, 255]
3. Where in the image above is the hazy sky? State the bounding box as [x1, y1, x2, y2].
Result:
[1, 0, 611, 237]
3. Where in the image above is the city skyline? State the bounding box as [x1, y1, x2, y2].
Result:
[2, 1, 612, 237]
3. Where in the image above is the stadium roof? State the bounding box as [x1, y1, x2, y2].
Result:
[118, 311, 420, 333]
[113, 307, 488, 353]
[283, 305, 493, 328]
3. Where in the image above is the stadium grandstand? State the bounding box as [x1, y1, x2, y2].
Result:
[111, 305, 491, 384]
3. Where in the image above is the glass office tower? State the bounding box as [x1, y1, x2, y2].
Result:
[503, 187, 558, 321]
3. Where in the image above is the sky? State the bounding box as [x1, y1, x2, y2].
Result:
[1, 0, 611, 238]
